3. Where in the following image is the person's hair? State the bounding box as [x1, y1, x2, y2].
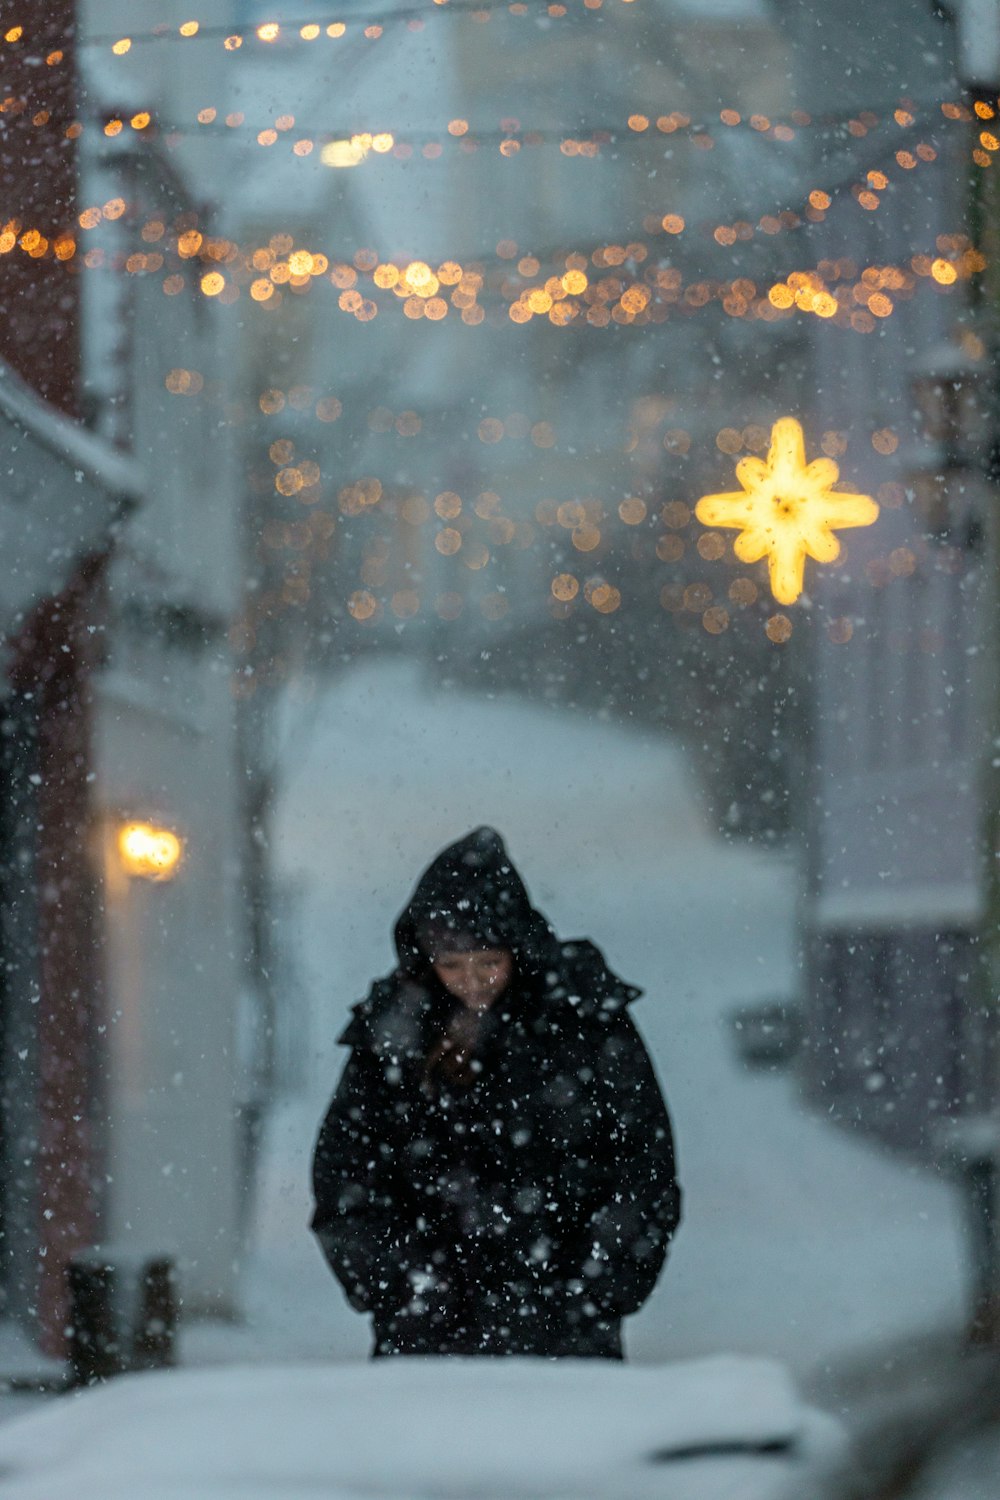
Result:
[419, 924, 500, 960]
[417, 916, 505, 961]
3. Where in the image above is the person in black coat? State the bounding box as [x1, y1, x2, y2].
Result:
[310, 826, 682, 1359]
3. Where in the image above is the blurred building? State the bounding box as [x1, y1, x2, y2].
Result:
[0, 0, 253, 1353]
[785, 0, 1000, 1165]
[0, 0, 131, 1351]
[0, 371, 140, 1351]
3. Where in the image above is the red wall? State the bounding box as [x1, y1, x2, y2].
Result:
[8, 564, 106, 1354]
[2, 3, 103, 1352]
[0, 2, 80, 416]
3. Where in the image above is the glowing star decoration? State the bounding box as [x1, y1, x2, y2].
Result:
[694, 417, 879, 605]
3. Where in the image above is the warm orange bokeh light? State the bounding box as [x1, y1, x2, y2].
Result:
[117, 822, 184, 882]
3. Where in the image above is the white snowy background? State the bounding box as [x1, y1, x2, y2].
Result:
[187, 658, 967, 1379]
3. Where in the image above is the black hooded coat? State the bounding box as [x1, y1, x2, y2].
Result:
[310, 828, 682, 1359]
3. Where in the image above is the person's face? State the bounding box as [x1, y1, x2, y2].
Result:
[432, 949, 513, 1011]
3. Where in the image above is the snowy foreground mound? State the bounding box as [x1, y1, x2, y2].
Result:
[0, 1354, 848, 1500]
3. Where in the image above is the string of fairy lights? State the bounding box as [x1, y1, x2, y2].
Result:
[1, 123, 989, 332]
[74, 98, 966, 177]
[1, 7, 994, 649]
[1, 55, 992, 327]
[10, 188, 983, 334]
[78, 0, 649, 51]
[10, 69, 991, 158]
[5, 4, 997, 158]
[3, 0, 639, 71]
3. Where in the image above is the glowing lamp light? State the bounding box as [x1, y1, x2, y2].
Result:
[321, 139, 368, 168]
[695, 416, 879, 605]
[117, 822, 184, 882]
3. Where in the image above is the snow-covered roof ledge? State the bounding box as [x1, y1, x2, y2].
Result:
[815, 883, 985, 931]
[0, 359, 143, 638]
[949, 0, 1000, 88]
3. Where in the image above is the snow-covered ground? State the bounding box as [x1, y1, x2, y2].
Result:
[0, 1355, 849, 1500]
[185, 657, 966, 1380]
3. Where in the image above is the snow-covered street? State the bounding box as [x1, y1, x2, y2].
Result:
[186, 659, 967, 1382]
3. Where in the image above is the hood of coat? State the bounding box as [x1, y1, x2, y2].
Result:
[340, 828, 643, 1052]
[393, 826, 556, 978]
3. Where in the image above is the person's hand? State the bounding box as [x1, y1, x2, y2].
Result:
[424, 1009, 485, 1089]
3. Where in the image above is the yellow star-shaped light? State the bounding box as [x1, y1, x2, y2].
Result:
[694, 417, 879, 605]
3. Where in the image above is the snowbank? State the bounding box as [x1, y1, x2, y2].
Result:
[0, 1355, 847, 1500]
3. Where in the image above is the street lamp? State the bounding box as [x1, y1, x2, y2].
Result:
[116, 821, 183, 882]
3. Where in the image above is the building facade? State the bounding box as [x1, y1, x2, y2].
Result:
[0, 0, 254, 1351]
[783, 0, 1000, 1162]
